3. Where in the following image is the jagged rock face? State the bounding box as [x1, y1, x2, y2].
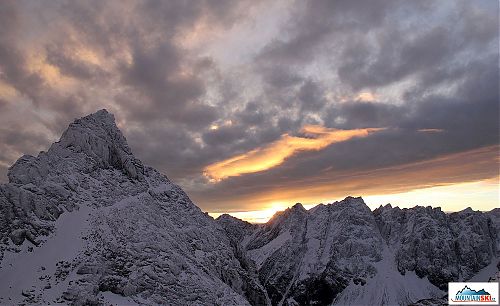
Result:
[216, 215, 271, 306]
[221, 198, 499, 306]
[0, 110, 266, 305]
[374, 205, 498, 290]
[244, 198, 383, 306]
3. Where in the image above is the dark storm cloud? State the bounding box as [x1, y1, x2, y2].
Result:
[236, 102, 265, 126]
[0, 0, 258, 181]
[203, 126, 246, 147]
[308, 58, 498, 179]
[259, 67, 303, 89]
[0, 127, 51, 156]
[187, 0, 498, 210]
[255, 0, 498, 98]
[125, 122, 204, 179]
[337, 20, 498, 91]
[257, 0, 401, 65]
[297, 80, 326, 111]
[119, 41, 220, 129]
[200, 119, 284, 162]
[191, 52, 499, 210]
[326, 102, 406, 129]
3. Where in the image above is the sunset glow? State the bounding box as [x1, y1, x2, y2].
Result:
[209, 202, 291, 224]
[210, 177, 499, 223]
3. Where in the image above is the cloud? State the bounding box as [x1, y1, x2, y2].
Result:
[0, 0, 497, 215]
[204, 126, 384, 181]
[0, 0, 259, 179]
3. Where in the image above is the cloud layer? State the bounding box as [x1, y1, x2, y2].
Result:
[0, 0, 498, 213]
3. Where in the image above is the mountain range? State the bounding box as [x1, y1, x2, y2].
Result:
[0, 110, 498, 305]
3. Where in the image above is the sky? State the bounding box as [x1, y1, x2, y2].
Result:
[0, 0, 498, 223]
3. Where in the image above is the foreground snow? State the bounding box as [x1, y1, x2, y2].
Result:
[0, 205, 91, 304]
[332, 245, 443, 305]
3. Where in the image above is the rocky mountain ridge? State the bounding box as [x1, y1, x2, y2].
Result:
[219, 197, 499, 306]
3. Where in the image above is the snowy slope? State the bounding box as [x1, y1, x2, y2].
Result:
[0, 204, 92, 304]
[333, 245, 443, 306]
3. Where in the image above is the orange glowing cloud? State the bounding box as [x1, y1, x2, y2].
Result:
[356, 92, 378, 102]
[204, 125, 385, 181]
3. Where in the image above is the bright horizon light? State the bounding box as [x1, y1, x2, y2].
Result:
[208, 177, 499, 223]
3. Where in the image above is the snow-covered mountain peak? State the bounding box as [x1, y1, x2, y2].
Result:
[8, 109, 144, 185]
[216, 213, 256, 231]
[318, 196, 374, 222]
[54, 109, 144, 179]
[0, 110, 268, 305]
[59, 109, 121, 144]
[83, 108, 115, 123]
